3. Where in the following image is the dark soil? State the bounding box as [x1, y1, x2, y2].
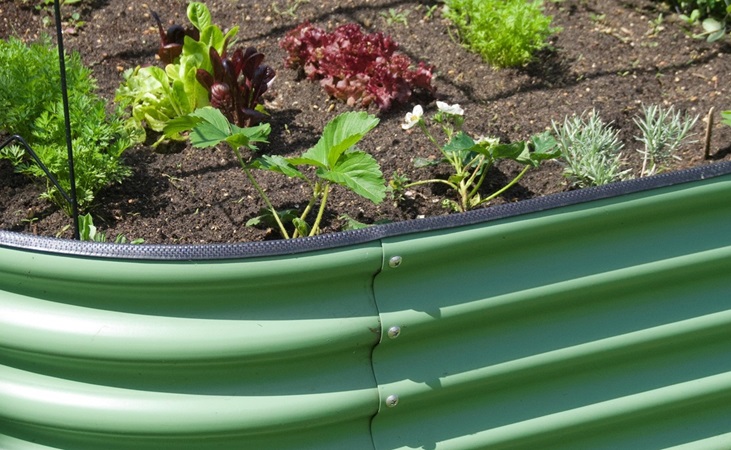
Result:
[2, 0, 730, 244]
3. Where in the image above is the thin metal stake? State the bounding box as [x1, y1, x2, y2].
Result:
[53, 0, 80, 239]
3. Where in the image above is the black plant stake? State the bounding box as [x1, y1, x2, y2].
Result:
[53, 0, 80, 239]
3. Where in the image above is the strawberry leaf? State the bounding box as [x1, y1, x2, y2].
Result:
[253, 155, 306, 180]
[292, 111, 379, 169]
[319, 151, 386, 203]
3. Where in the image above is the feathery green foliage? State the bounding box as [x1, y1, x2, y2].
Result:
[0, 36, 132, 215]
[444, 0, 558, 68]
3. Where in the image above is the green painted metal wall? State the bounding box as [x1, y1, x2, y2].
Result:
[371, 176, 731, 449]
[1, 174, 731, 449]
[0, 244, 383, 449]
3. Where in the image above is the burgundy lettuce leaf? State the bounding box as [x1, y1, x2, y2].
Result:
[151, 10, 200, 65]
[195, 46, 275, 128]
[279, 22, 435, 111]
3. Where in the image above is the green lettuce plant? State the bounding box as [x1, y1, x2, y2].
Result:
[443, 0, 559, 68]
[115, 2, 239, 145]
[393, 102, 560, 212]
[166, 108, 385, 238]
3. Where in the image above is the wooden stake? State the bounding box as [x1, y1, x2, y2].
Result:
[704, 107, 714, 160]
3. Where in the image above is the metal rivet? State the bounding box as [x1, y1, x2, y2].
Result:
[388, 256, 402, 268]
[385, 394, 399, 408]
[387, 326, 401, 339]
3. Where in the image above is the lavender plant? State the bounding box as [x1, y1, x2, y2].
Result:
[552, 110, 629, 188]
[634, 104, 698, 177]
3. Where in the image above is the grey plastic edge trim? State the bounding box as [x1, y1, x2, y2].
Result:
[2, 160, 731, 261]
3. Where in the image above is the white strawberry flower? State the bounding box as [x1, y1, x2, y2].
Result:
[475, 135, 500, 147]
[436, 101, 464, 116]
[402, 105, 424, 130]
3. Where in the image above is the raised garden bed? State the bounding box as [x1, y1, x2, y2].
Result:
[2, 1, 731, 448]
[1, 0, 730, 243]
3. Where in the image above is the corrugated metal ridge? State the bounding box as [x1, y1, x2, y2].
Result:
[378, 244, 731, 336]
[371, 246, 731, 409]
[378, 307, 731, 405]
[369, 164, 731, 449]
[0, 364, 376, 435]
[665, 433, 731, 450]
[0, 290, 377, 362]
[2, 161, 731, 448]
[427, 372, 731, 450]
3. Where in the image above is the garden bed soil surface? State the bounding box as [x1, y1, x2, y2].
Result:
[2, 0, 730, 244]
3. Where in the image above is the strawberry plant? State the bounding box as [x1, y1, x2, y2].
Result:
[254, 111, 385, 237]
[394, 102, 560, 212]
[167, 108, 385, 238]
[279, 22, 435, 111]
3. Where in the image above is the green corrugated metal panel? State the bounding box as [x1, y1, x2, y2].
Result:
[2, 173, 731, 449]
[371, 176, 731, 449]
[0, 244, 383, 449]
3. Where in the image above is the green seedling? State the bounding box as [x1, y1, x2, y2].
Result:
[380, 8, 411, 26]
[271, 0, 310, 19]
[79, 213, 144, 244]
[423, 5, 440, 21]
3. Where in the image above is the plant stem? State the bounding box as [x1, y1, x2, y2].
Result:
[231, 146, 290, 239]
[419, 121, 441, 150]
[309, 183, 331, 236]
[293, 188, 319, 239]
[477, 165, 531, 207]
[404, 178, 459, 191]
[704, 107, 714, 160]
[468, 161, 491, 199]
[463, 155, 484, 187]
